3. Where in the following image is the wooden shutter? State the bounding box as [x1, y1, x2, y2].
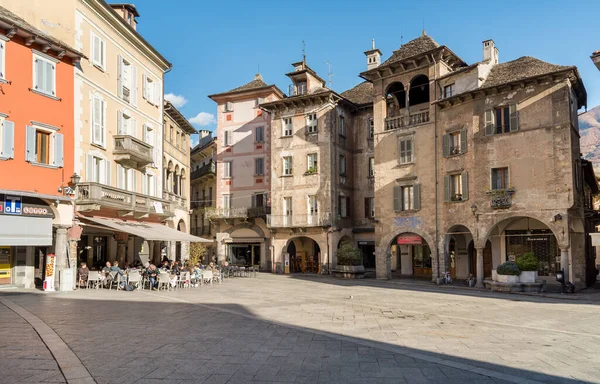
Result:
[393, 186, 401, 211]
[154, 80, 162, 106]
[104, 159, 111, 185]
[1, 120, 14, 159]
[442, 134, 450, 157]
[131, 65, 138, 106]
[364, 198, 369, 218]
[461, 171, 469, 201]
[413, 184, 421, 210]
[346, 197, 351, 217]
[460, 129, 468, 154]
[117, 55, 123, 98]
[443, 175, 450, 202]
[509, 104, 519, 132]
[117, 110, 123, 135]
[54, 133, 64, 167]
[25, 125, 36, 162]
[86, 154, 94, 182]
[484, 109, 494, 136]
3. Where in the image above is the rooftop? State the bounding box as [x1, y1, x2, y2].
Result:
[341, 81, 373, 106]
[164, 101, 196, 135]
[382, 34, 440, 66]
[482, 56, 574, 88]
[208, 74, 284, 99]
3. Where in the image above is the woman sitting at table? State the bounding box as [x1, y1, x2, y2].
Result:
[77, 262, 89, 288]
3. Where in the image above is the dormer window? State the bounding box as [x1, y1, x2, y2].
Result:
[297, 81, 307, 95]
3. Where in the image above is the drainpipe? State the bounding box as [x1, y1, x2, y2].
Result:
[432, 54, 440, 283]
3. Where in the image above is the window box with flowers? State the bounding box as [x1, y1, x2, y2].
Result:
[304, 167, 318, 176]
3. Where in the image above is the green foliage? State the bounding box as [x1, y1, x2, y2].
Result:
[516, 252, 538, 271]
[336, 243, 363, 266]
[496, 261, 520, 276]
[305, 167, 317, 175]
[186, 243, 208, 269]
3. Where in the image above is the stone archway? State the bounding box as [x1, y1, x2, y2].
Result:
[445, 224, 474, 280]
[283, 236, 321, 274]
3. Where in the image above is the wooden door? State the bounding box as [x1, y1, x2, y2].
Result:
[483, 241, 492, 278]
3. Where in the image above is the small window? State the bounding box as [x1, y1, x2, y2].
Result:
[491, 167, 509, 190]
[92, 95, 106, 146]
[339, 154, 346, 175]
[283, 197, 292, 216]
[35, 130, 51, 164]
[308, 195, 318, 215]
[450, 131, 461, 155]
[398, 137, 413, 164]
[365, 197, 375, 218]
[297, 81, 307, 95]
[283, 156, 293, 175]
[393, 184, 421, 211]
[33, 53, 56, 97]
[143, 74, 158, 105]
[486, 105, 518, 135]
[368, 118, 374, 139]
[223, 161, 232, 178]
[339, 195, 349, 218]
[283, 117, 293, 136]
[443, 130, 467, 157]
[253, 193, 265, 208]
[444, 172, 468, 202]
[225, 101, 234, 112]
[255, 126, 264, 142]
[25, 125, 63, 166]
[338, 115, 345, 136]
[402, 186, 414, 210]
[255, 97, 265, 107]
[255, 157, 264, 176]
[90, 31, 105, 70]
[224, 130, 232, 146]
[222, 194, 232, 209]
[306, 113, 318, 133]
[450, 174, 463, 201]
[369, 157, 375, 177]
[307, 153, 318, 173]
[495, 106, 510, 134]
[444, 84, 455, 98]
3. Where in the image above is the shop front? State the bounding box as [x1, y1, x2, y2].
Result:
[391, 233, 432, 278]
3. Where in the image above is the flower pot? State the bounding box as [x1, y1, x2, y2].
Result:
[335, 265, 365, 279]
[520, 271, 537, 283]
[496, 274, 519, 283]
[492, 270, 498, 281]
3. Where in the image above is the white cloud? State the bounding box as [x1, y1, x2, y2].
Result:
[189, 112, 216, 126]
[164, 93, 188, 108]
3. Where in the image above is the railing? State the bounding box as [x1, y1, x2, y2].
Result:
[162, 192, 187, 209]
[113, 135, 153, 166]
[76, 182, 173, 216]
[487, 189, 515, 209]
[191, 161, 216, 180]
[205, 206, 269, 220]
[385, 110, 430, 131]
[267, 213, 332, 228]
[191, 200, 213, 209]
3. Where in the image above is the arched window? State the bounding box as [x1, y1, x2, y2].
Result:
[409, 75, 430, 106]
[385, 82, 406, 118]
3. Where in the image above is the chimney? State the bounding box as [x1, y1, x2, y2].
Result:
[483, 39, 499, 64]
[110, 4, 140, 30]
[364, 39, 382, 71]
[200, 130, 210, 139]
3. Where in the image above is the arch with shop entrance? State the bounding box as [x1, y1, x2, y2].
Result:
[283, 236, 321, 274]
[390, 232, 434, 279]
[223, 223, 265, 268]
[482, 216, 563, 280]
[445, 225, 474, 280]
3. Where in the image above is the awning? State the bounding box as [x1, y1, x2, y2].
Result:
[224, 237, 263, 244]
[81, 217, 213, 243]
[0, 216, 52, 246]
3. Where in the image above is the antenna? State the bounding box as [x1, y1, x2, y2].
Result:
[401, 28, 403, 46]
[324, 61, 333, 88]
[302, 40, 306, 65]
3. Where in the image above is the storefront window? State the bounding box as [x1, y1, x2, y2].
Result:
[505, 230, 559, 276]
[413, 245, 432, 268]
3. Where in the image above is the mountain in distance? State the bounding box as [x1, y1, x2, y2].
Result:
[579, 105, 600, 174]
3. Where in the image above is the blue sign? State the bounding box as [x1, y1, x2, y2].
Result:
[393, 216, 423, 228]
[4, 195, 22, 215]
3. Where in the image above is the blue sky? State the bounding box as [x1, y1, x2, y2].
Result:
[134, 0, 600, 145]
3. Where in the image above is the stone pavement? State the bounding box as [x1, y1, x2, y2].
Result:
[1, 274, 599, 383]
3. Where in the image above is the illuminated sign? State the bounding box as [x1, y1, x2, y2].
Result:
[397, 236, 422, 245]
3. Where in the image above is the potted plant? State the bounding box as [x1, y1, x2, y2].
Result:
[494, 261, 520, 283]
[516, 252, 538, 283]
[335, 243, 364, 279]
[304, 167, 318, 175]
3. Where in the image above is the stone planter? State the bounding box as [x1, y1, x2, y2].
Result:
[334, 265, 365, 279]
[492, 270, 498, 282]
[520, 271, 538, 283]
[495, 274, 520, 284]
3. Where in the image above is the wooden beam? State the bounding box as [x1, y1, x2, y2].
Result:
[25, 36, 36, 46]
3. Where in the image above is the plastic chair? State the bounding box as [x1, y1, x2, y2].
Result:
[86, 271, 101, 289]
[128, 271, 141, 290]
[201, 270, 213, 286]
[158, 273, 170, 291]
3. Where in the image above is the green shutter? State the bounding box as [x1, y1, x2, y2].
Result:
[442, 134, 450, 157]
[393, 186, 401, 212]
[443, 175, 450, 202]
[461, 171, 468, 201]
[484, 109, 494, 136]
[413, 184, 421, 210]
[509, 104, 519, 132]
[460, 129, 468, 154]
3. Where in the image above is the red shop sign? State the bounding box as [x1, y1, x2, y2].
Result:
[397, 236, 422, 245]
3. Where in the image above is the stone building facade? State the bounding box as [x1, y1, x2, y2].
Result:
[361, 33, 592, 287]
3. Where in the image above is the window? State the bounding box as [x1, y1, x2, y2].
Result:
[444, 84, 455, 98]
[338, 115, 345, 136]
[393, 184, 421, 211]
[25, 125, 63, 167]
[368, 118, 374, 139]
[307, 153, 318, 173]
[283, 117, 292, 136]
[398, 137, 413, 164]
[223, 161, 232, 178]
[255, 97, 265, 107]
[283, 197, 292, 216]
[33, 53, 56, 97]
[255, 157, 264, 176]
[306, 113, 317, 133]
[308, 195, 318, 215]
[491, 167, 509, 190]
[170, 126, 174, 142]
[364, 197, 375, 218]
[297, 81, 307, 95]
[118, 56, 138, 105]
[0, 35, 7, 80]
[443, 130, 467, 156]
[92, 95, 106, 146]
[117, 164, 135, 191]
[117, 111, 135, 136]
[90, 31, 105, 70]
[0, 118, 15, 160]
[141, 173, 155, 196]
[176, 132, 180, 148]
[444, 171, 469, 202]
[339, 154, 346, 175]
[338, 195, 350, 218]
[143, 74, 159, 106]
[485, 105, 518, 135]
[144, 124, 158, 164]
[86, 154, 110, 184]
[369, 157, 375, 177]
[252, 193, 266, 208]
[255, 126, 264, 142]
[224, 130, 232, 146]
[283, 156, 293, 176]
[224, 101, 233, 112]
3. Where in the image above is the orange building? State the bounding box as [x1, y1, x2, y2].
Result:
[0, 7, 83, 288]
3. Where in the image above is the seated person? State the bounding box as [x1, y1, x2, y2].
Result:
[145, 263, 159, 290]
[78, 262, 89, 287]
[109, 261, 126, 288]
[102, 261, 111, 273]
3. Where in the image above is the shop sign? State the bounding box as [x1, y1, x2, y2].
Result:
[0, 194, 53, 217]
[43, 253, 56, 292]
[4, 195, 22, 215]
[526, 237, 548, 242]
[397, 235, 422, 245]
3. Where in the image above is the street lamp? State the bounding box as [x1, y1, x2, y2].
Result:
[70, 173, 81, 187]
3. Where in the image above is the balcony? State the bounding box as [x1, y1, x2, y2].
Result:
[267, 213, 332, 228]
[113, 135, 153, 169]
[205, 206, 270, 220]
[385, 110, 430, 131]
[486, 189, 515, 209]
[163, 192, 187, 209]
[191, 161, 216, 181]
[592, 51, 600, 71]
[76, 182, 173, 218]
